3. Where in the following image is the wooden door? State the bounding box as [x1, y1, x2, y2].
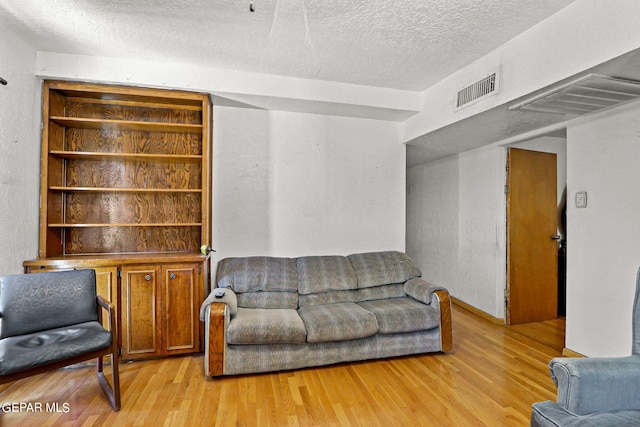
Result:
[121, 265, 161, 359]
[507, 148, 558, 324]
[162, 263, 201, 355]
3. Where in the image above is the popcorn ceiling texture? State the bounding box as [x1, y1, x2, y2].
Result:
[0, 0, 574, 90]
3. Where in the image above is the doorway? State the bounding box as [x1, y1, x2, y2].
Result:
[505, 134, 567, 325]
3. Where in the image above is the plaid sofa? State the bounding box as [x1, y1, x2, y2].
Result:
[200, 251, 452, 376]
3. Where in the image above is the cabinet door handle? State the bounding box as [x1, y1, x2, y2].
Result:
[145, 274, 152, 281]
[169, 273, 176, 279]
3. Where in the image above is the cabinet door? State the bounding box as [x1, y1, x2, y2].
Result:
[93, 267, 119, 333]
[121, 265, 161, 359]
[162, 263, 202, 355]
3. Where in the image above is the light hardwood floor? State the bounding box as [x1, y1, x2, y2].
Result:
[0, 306, 565, 426]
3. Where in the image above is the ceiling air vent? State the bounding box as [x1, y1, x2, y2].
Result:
[455, 72, 499, 110]
[509, 74, 640, 115]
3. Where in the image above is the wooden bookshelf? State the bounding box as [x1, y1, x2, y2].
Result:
[24, 81, 212, 359]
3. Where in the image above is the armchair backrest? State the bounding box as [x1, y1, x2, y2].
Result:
[0, 269, 98, 339]
[634, 268, 640, 355]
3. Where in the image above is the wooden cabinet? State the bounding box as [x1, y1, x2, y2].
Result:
[24, 81, 212, 360]
[121, 263, 202, 359]
[24, 255, 207, 360]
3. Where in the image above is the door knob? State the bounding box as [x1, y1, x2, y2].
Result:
[551, 234, 562, 240]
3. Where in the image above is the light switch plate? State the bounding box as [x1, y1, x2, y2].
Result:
[575, 191, 587, 208]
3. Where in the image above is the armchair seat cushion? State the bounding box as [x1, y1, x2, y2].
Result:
[531, 400, 640, 427]
[0, 321, 112, 376]
[358, 297, 440, 334]
[298, 302, 378, 343]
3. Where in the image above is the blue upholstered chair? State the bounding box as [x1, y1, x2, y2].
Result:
[0, 269, 120, 410]
[531, 269, 640, 426]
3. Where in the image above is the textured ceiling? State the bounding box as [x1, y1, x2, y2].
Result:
[1, 0, 575, 91]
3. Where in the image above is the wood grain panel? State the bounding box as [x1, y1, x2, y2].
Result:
[64, 128, 202, 156]
[207, 303, 226, 376]
[63, 192, 201, 224]
[48, 121, 65, 152]
[65, 159, 202, 189]
[44, 227, 64, 259]
[435, 289, 453, 352]
[64, 226, 201, 254]
[65, 101, 203, 124]
[48, 89, 65, 117]
[46, 146, 65, 187]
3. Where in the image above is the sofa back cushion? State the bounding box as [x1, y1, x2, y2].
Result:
[348, 251, 422, 289]
[216, 257, 299, 309]
[296, 256, 358, 307]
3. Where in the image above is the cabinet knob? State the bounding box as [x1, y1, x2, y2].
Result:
[145, 274, 152, 281]
[169, 273, 176, 279]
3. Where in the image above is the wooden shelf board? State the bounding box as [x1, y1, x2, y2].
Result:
[24, 252, 210, 269]
[65, 95, 203, 111]
[48, 186, 203, 193]
[48, 81, 208, 105]
[50, 116, 203, 134]
[49, 151, 203, 163]
[48, 223, 202, 228]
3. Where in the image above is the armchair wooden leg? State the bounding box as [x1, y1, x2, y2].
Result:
[96, 352, 121, 411]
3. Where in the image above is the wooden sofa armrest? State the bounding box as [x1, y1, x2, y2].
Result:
[207, 302, 227, 376]
[434, 290, 453, 352]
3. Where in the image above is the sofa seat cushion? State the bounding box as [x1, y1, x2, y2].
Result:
[227, 308, 307, 345]
[0, 321, 111, 376]
[298, 302, 379, 343]
[299, 290, 358, 307]
[358, 283, 405, 302]
[236, 291, 298, 310]
[357, 297, 440, 334]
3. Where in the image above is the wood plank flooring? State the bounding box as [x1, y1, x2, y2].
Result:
[0, 306, 565, 426]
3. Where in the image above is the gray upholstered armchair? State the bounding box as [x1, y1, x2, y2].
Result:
[531, 268, 640, 426]
[0, 269, 120, 410]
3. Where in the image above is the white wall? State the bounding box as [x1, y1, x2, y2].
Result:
[408, 102, 640, 355]
[0, 25, 41, 275]
[212, 106, 406, 268]
[407, 145, 506, 317]
[565, 102, 640, 357]
[407, 135, 567, 320]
